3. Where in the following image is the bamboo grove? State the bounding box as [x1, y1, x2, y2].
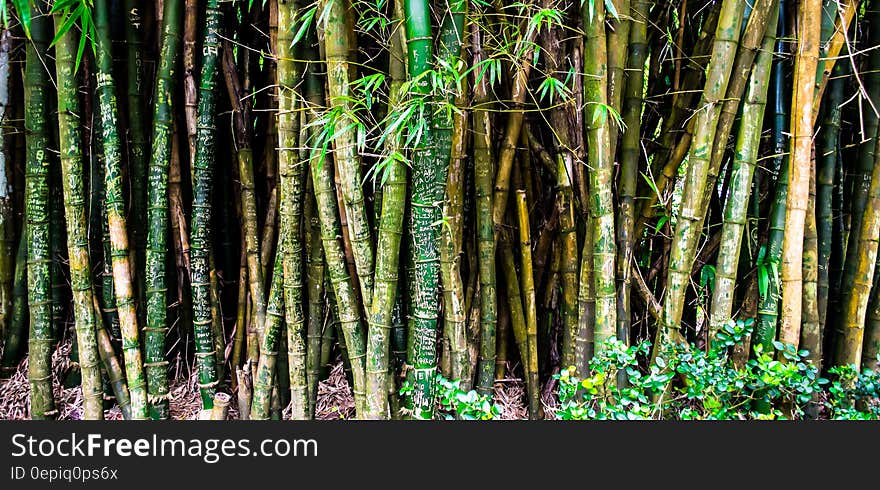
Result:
[0, 0, 879, 420]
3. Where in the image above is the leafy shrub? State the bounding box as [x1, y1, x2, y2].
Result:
[433, 375, 500, 420]
[416, 319, 880, 420]
[556, 319, 880, 420]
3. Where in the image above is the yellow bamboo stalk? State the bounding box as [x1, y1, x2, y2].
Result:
[779, 0, 821, 351]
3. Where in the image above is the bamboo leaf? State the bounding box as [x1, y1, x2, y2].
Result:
[12, 0, 29, 36]
[605, 0, 619, 20]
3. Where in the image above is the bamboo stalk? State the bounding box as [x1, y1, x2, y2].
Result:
[91, 295, 131, 419]
[837, 1, 880, 354]
[577, 207, 595, 373]
[709, 5, 778, 335]
[321, 0, 374, 309]
[230, 248, 247, 385]
[801, 155, 821, 364]
[402, 0, 447, 418]
[490, 13, 537, 233]
[189, 0, 224, 409]
[53, 9, 103, 420]
[616, 0, 651, 363]
[516, 191, 539, 419]
[606, 0, 631, 158]
[251, 253, 285, 419]
[437, 0, 468, 386]
[837, 126, 880, 368]
[558, 155, 578, 370]
[123, 0, 148, 301]
[654, 0, 745, 360]
[277, 0, 307, 420]
[0, 230, 27, 375]
[779, 0, 821, 351]
[755, 3, 789, 353]
[364, 3, 407, 419]
[472, 22, 496, 396]
[498, 234, 528, 384]
[143, 0, 184, 420]
[436, 0, 468, 384]
[817, 62, 847, 334]
[811, 0, 858, 125]
[24, 5, 54, 420]
[304, 179, 324, 418]
[210, 392, 231, 420]
[305, 60, 367, 416]
[0, 28, 12, 351]
[583, 0, 618, 355]
[222, 39, 267, 360]
[704, 0, 775, 219]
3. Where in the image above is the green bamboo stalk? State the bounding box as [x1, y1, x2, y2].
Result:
[53, 9, 103, 419]
[817, 62, 847, 333]
[616, 0, 650, 364]
[143, 0, 184, 420]
[439, 95, 468, 385]
[208, 256, 225, 386]
[24, 5, 54, 420]
[812, 0, 857, 124]
[498, 235, 527, 382]
[222, 41, 267, 366]
[0, 230, 27, 375]
[705, 0, 775, 209]
[49, 161, 65, 344]
[583, 0, 617, 355]
[364, 4, 407, 419]
[814, 0, 839, 96]
[390, 286, 407, 384]
[709, 6, 777, 335]
[577, 209, 595, 372]
[259, 187, 278, 279]
[230, 248, 247, 384]
[436, 0, 467, 383]
[558, 156, 578, 370]
[402, 0, 450, 418]
[304, 178, 324, 418]
[319, 303, 336, 380]
[472, 22, 496, 396]
[251, 252, 285, 419]
[123, 0, 148, 301]
[435, 2, 468, 383]
[779, 0, 821, 351]
[189, 0, 223, 410]
[305, 60, 367, 416]
[100, 208, 120, 346]
[754, 2, 789, 353]
[277, 0, 307, 420]
[606, 0, 630, 158]
[300, 34, 327, 418]
[0, 28, 11, 348]
[433, 0, 466, 177]
[93, 295, 131, 419]
[655, 0, 745, 359]
[321, 0, 374, 309]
